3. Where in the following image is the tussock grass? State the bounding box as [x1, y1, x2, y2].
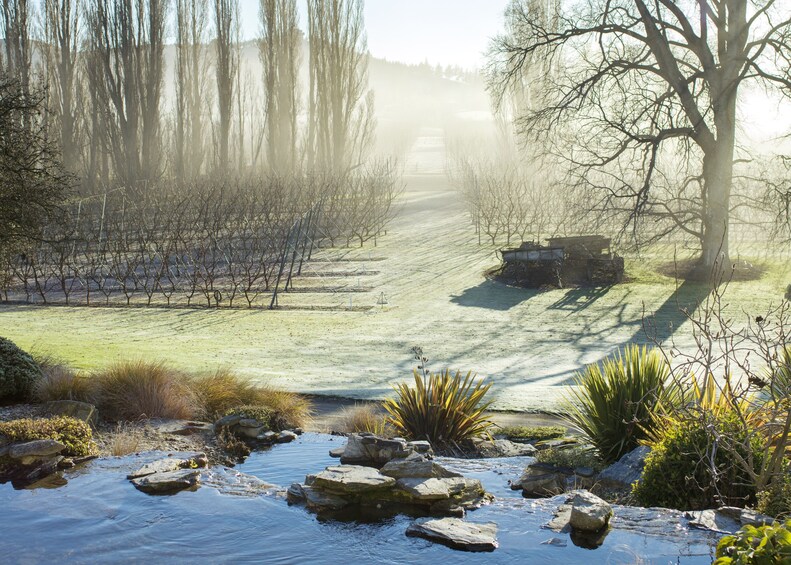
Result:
[107, 422, 142, 456]
[190, 368, 268, 420]
[33, 362, 93, 403]
[339, 403, 394, 436]
[91, 360, 197, 421]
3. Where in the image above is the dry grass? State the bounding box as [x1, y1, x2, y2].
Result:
[338, 403, 394, 436]
[91, 360, 198, 421]
[106, 422, 142, 456]
[255, 386, 312, 430]
[33, 363, 93, 403]
[190, 368, 270, 420]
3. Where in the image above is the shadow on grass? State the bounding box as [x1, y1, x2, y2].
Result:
[638, 278, 712, 345]
[548, 286, 614, 312]
[450, 279, 540, 311]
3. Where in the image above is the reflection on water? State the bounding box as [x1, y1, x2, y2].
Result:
[0, 433, 716, 564]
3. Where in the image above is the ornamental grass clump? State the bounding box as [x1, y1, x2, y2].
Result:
[383, 369, 494, 447]
[564, 344, 679, 464]
[339, 403, 395, 437]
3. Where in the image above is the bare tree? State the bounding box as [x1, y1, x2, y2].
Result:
[42, 0, 82, 174]
[212, 0, 238, 172]
[306, 0, 375, 173]
[489, 0, 791, 274]
[175, 0, 210, 178]
[259, 0, 300, 173]
[1, 0, 31, 96]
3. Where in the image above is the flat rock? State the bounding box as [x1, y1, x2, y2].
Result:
[45, 400, 97, 426]
[598, 445, 651, 488]
[8, 439, 66, 460]
[312, 465, 396, 494]
[213, 414, 242, 433]
[406, 517, 498, 552]
[474, 438, 537, 458]
[340, 433, 411, 465]
[395, 477, 457, 500]
[258, 431, 277, 443]
[287, 483, 350, 511]
[407, 440, 433, 454]
[131, 468, 201, 494]
[150, 419, 213, 436]
[381, 454, 462, 479]
[329, 446, 345, 458]
[277, 431, 298, 443]
[127, 452, 208, 479]
[569, 491, 613, 532]
[512, 463, 566, 497]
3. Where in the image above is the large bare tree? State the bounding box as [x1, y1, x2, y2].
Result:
[212, 0, 238, 173]
[489, 0, 791, 272]
[306, 0, 374, 173]
[259, 0, 300, 174]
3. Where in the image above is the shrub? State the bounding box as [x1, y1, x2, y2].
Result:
[499, 425, 566, 442]
[339, 404, 395, 436]
[0, 416, 96, 456]
[190, 369, 270, 420]
[633, 411, 764, 510]
[714, 520, 791, 564]
[224, 393, 311, 432]
[383, 369, 494, 447]
[0, 337, 42, 403]
[564, 345, 678, 464]
[536, 445, 604, 472]
[91, 360, 197, 421]
[757, 472, 791, 519]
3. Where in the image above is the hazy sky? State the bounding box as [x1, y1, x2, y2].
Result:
[239, 0, 511, 69]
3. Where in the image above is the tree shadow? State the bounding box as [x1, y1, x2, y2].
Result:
[637, 278, 712, 345]
[548, 286, 613, 312]
[450, 279, 540, 311]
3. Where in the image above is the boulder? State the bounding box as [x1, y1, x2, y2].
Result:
[8, 439, 66, 463]
[406, 517, 498, 552]
[471, 438, 537, 458]
[127, 452, 208, 479]
[511, 463, 567, 497]
[569, 491, 613, 532]
[277, 431, 298, 443]
[406, 440, 433, 455]
[340, 433, 412, 465]
[131, 468, 201, 494]
[312, 465, 396, 494]
[380, 453, 461, 479]
[597, 445, 651, 488]
[45, 400, 97, 426]
[329, 446, 345, 458]
[287, 483, 350, 511]
[213, 414, 242, 433]
[258, 431, 277, 443]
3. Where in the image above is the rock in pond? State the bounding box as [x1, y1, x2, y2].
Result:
[127, 452, 208, 479]
[339, 433, 414, 466]
[406, 517, 498, 552]
[470, 438, 537, 458]
[131, 468, 201, 494]
[597, 445, 650, 488]
[380, 453, 461, 479]
[8, 439, 66, 463]
[277, 430, 298, 443]
[569, 491, 613, 532]
[312, 465, 396, 494]
[512, 462, 595, 497]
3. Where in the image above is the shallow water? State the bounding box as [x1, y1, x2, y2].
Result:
[0, 433, 716, 564]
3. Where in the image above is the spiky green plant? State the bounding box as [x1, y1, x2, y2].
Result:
[564, 345, 679, 464]
[383, 369, 494, 447]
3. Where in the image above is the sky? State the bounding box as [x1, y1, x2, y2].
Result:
[238, 0, 511, 70]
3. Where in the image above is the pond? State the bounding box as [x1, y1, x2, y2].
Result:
[0, 433, 717, 563]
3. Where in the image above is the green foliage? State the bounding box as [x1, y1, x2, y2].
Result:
[224, 405, 276, 430]
[564, 344, 678, 464]
[757, 472, 791, 519]
[0, 337, 43, 403]
[536, 446, 604, 472]
[715, 520, 791, 564]
[383, 369, 494, 447]
[0, 416, 96, 456]
[633, 411, 764, 510]
[499, 425, 566, 442]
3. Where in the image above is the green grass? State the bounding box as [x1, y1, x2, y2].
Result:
[1, 245, 788, 412]
[498, 425, 566, 441]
